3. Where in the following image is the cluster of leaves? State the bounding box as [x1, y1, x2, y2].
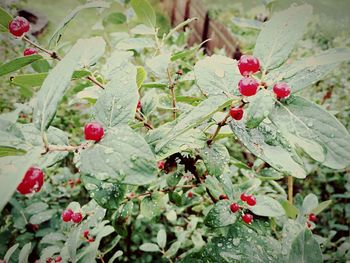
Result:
[0, 0, 349, 262]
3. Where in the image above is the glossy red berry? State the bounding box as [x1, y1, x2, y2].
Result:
[246, 195, 257, 206]
[8, 16, 30, 37]
[46, 258, 52, 263]
[308, 213, 317, 222]
[17, 167, 44, 195]
[61, 209, 73, 222]
[72, 212, 83, 223]
[307, 222, 312, 228]
[137, 100, 142, 110]
[219, 194, 229, 200]
[229, 107, 244, 120]
[157, 160, 165, 170]
[54, 256, 62, 263]
[242, 213, 253, 224]
[23, 48, 38, 56]
[238, 77, 259, 96]
[237, 55, 260, 76]
[187, 192, 193, 198]
[240, 193, 249, 202]
[273, 82, 291, 99]
[230, 202, 240, 213]
[83, 229, 90, 238]
[84, 122, 104, 141]
[88, 237, 95, 243]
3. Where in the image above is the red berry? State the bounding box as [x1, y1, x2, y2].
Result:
[61, 209, 73, 222]
[76, 178, 81, 184]
[46, 258, 52, 263]
[157, 160, 165, 170]
[187, 192, 193, 198]
[307, 222, 312, 228]
[230, 202, 240, 213]
[242, 213, 253, 224]
[246, 195, 256, 206]
[229, 107, 244, 120]
[237, 55, 260, 76]
[137, 100, 142, 110]
[54, 256, 62, 263]
[273, 82, 291, 99]
[84, 122, 104, 141]
[240, 193, 249, 202]
[23, 48, 38, 56]
[219, 194, 228, 200]
[238, 77, 259, 96]
[88, 237, 95, 243]
[83, 229, 90, 238]
[8, 16, 30, 37]
[72, 212, 83, 223]
[17, 167, 44, 194]
[308, 213, 317, 222]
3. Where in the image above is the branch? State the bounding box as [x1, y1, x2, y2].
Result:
[167, 68, 177, 120]
[135, 114, 153, 130]
[207, 112, 231, 146]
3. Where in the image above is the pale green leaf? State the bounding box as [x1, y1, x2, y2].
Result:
[29, 209, 56, 224]
[204, 200, 237, 228]
[246, 89, 274, 129]
[302, 193, 318, 215]
[131, 0, 156, 28]
[311, 200, 332, 215]
[157, 229, 167, 249]
[18, 242, 31, 263]
[199, 143, 230, 177]
[140, 192, 163, 220]
[0, 55, 42, 77]
[249, 195, 285, 217]
[4, 243, 19, 263]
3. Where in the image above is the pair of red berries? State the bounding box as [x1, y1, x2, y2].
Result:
[17, 167, 44, 195]
[8, 16, 30, 37]
[61, 209, 83, 223]
[46, 256, 62, 263]
[240, 193, 257, 206]
[237, 55, 291, 99]
[83, 229, 95, 243]
[229, 203, 254, 224]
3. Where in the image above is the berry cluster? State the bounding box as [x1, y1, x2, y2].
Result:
[84, 122, 104, 141]
[45, 256, 62, 263]
[228, 192, 257, 224]
[17, 167, 44, 195]
[61, 208, 83, 223]
[230, 55, 292, 121]
[83, 229, 95, 243]
[8, 16, 30, 37]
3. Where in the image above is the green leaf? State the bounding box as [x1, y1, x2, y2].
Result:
[205, 175, 225, 199]
[130, 24, 156, 35]
[31, 59, 51, 73]
[279, 199, 298, 219]
[0, 148, 42, 211]
[18, 242, 31, 263]
[136, 66, 147, 89]
[10, 73, 48, 88]
[157, 229, 167, 249]
[164, 241, 181, 258]
[29, 210, 56, 224]
[4, 243, 19, 263]
[34, 37, 105, 131]
[103, 12, 127, 25]
[229, 121, 307, 178]
[302, 193, 318, 215]
[270, 96, 350, 169]
[0, 146, 26, 157]
[194, 55, 241, 96]
[155, 95, 232, 152]
[140, 243, 160, 252]
[140, 90, 158, 117]
[49, 1, 110, 47]
[0, 7, 12, 32]
[140, 192, 164, 220]
[311, 200, 332, 215]
[80, 125, 157, 185]
[232, 17, 263, 30]
[146, 52, 171, 78]
[183, 223, 282, 262]
[131, 0, 156, 28]
[254, 5, 312, 71]
[25, 201, 48, 214]
[204, 200, 237, 228]
[288, 229, 322, 263]
[94, 61, 138, 128]
[266, 48, 350, 92]
[246, 89, 274, 129]
[0, 55, 42, 77]
[199, 143, 230, 177]
[249, 195, 285, 217]
[81, 175, 126, 209]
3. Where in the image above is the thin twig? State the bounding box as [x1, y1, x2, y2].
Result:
[167, 68, 177, 120]
[135, 114, 153, 130]
[288, 176, 293, 204]
[207, 112, 231, 146]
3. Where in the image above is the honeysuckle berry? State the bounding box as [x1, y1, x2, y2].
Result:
[229, 107, 244, 120]
[17, 167, 44, 195]
[240, 193, 249, 202]
[83, 229, 90, 238]
[72, 212, 83, 223]
[54, 256, 62, 263]
[273, 82, 291, 99]
[246, 195, 256, 206]
[76, 178, 81, 184]
[61, 209, 73, 222]
[84, 122, 104, 141]
[23, 48, 38, 56]
[238, 77, 259, 96]
[219, 194, 229, 200]
[157, 160, 165, 170]
[230, 202, 240, 213]
[308, 213, 317, 222]
[88, 237, 95, 243]
[237, 55, 260, 76]
[242, 213, 253, 224]
[137, 100, 142, 110]
[187, 191, 193, 198]
[8, 16, 30, 37]
[46, 258, 52, 263]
